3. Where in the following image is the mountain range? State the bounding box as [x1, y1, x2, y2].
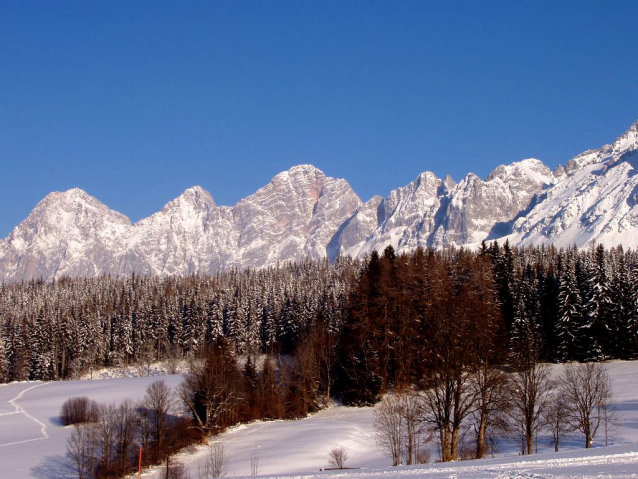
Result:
[1, 120, 637, 282]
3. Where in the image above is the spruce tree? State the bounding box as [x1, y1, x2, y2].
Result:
[583, 244, 613, 360]
[555, 257, 584, 361]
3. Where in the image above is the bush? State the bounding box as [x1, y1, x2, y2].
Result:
[60, 396, 99, 426]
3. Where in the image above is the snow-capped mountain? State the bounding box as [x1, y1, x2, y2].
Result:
[0, 165, 361, 281]
[1, 121, 637, 281]
[0, 188, 131, 281]
[331, 158, 555, 258]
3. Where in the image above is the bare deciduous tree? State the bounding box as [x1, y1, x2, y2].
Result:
[250, 448, 259, 475]
[509, 361, 555, 455]
[401, 390, 427, 465]
[470, 364, 511, 459]
[113, 399, 137, 471]
[375, 391, 429, 466]
[374, 394, 404, 466]
[560, 362, 616, 448]
[329, 447, 349, 469]
[203, 442, 227, 478]
[67, 424, 98, 479]
[141, 379, 175, 460]
[543, 393, 572, 452]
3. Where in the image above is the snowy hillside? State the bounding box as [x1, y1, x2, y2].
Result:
[1, 362, 638, 478]
[1, 121, 638, 282]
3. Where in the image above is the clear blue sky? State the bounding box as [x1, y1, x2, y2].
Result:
[1, 1, 637, 237]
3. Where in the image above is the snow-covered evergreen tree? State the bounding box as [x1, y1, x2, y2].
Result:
[583, 244, 613, 360]
[555, 255, 584, 362]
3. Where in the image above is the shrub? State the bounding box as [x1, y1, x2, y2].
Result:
[60, 396, 99, 426]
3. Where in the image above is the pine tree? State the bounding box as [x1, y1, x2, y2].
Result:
[583, 245, 613, 360]
[555, 257, 584, 361]
[612, 256, 634, 359]
[511, 265, 542, 359]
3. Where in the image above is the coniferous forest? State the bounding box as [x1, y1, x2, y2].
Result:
[1, 242, 637, 393]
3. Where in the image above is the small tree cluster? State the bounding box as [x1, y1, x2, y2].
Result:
[66, 380, 198, 479]
[61, 396, 99, 426]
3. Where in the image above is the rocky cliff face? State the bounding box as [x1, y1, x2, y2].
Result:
[1, 121, 637, 282]
[337, 158, 554, 257]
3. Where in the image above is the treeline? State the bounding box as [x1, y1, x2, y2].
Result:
[0, 243, 637, 387]
[0, 258, 356, 382]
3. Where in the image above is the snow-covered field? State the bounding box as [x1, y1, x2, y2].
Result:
[1, 362, 637, 478]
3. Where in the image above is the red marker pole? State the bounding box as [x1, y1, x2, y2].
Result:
[138, 446, 143, 479]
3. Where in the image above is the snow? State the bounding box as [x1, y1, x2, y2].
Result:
[0, 376, 184, 478]
[1, 362, 638, 478]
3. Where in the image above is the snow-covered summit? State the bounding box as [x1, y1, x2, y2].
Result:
[0, 188, 131, 280]
[487, 158, 555, 187]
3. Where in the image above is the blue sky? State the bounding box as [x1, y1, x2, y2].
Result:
[1, 1, 637, 237]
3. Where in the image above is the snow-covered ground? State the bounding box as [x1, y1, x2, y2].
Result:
[1, 362, 637, 478]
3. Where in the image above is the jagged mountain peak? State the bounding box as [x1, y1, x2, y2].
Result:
[271, 164, 326, 184]
[182, 185, 216, 205]
[611, 120, 638, 155]
[41, 187, 98, 206]
[564, 120, 638, 174]
[487, 158, 554, 188]
[159, 185, 216, 214]
[34, 187, 131, 225]
[487, 157, 549, 179]
[0, 188, 131, 281]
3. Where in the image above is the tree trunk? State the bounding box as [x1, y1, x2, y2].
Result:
[526, 429, 534, 455]
[441, 429, 452, 462]
[476, 412, 487, 459]
[451, 426, 460, 461]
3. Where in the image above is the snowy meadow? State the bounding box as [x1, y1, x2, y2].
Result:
[0, 361, 637, 478]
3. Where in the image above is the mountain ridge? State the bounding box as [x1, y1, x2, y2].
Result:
[1, 122, 637, 281]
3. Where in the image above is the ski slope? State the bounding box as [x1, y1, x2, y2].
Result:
[0, 362, 637, 478]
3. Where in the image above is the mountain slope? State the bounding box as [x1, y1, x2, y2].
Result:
[508, 121, 638, 248]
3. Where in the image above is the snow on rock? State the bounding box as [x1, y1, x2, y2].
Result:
[0, 166, 361, 281]
[0, 188, 131, 281]
[509, 125, 638, 248]
[230, 165, 361, 269]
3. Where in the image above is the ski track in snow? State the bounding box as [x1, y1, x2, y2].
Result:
[0, 383, 50, 447]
